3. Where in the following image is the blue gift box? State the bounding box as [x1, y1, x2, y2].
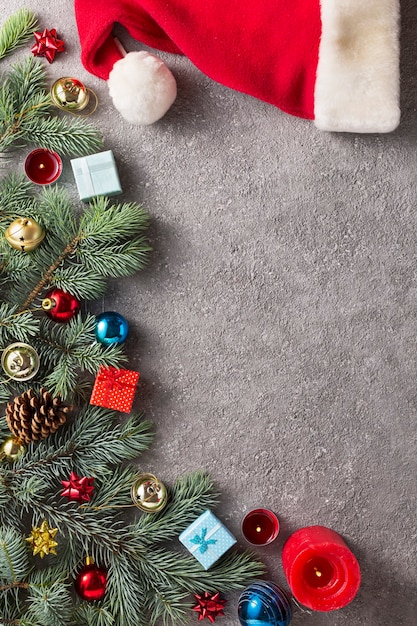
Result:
[179, 510, 237, 570]
[70, 150, 122, 202]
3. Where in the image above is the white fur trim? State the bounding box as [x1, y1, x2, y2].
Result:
[108, 51, 177, 125]
[315, 0, 400, 133]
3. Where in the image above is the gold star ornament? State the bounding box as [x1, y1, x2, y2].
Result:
[26, 520, 58, 558]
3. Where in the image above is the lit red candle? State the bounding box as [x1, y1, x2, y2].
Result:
[241, 508, 280, 546]
[282, 525, 361, 611]
[24, 148, 62, 184]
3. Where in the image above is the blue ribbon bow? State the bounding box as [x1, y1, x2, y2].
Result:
[190, 527, 217, 553]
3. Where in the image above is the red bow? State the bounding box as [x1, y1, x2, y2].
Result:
[61, 471, 94, 503]
[31, 29, 65, 64]
[193, 592, 226, 623]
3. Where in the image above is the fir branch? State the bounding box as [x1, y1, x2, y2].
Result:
[133, 472, 219, 545]
[18, 235, 81, 311]
[0, 57, 102, 156]
[0, 527, 30, 584]
[0, 303, 39, 344]
[0, 10, 38, 61]
[21, 116, 103, 157]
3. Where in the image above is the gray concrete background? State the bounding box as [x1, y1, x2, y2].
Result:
[2, 1, 416, 624]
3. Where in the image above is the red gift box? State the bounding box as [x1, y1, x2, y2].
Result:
[90, 365, 139, 413]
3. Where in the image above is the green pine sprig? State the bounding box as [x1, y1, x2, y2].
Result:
[0, 9, 38, 61]
[0, 56, 103, 156]
[0, 177, 151, 401]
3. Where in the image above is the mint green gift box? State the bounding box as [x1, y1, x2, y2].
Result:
[70, 150, 122, 202]
[179, 509, 236, 570]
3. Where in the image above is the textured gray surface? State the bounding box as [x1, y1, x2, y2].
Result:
[2, 0, 417, 624]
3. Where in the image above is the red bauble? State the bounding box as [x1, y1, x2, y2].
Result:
[42, 288, 80, 323]
[75, 558, 107, 602]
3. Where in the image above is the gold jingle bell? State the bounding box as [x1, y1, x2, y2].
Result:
[0, 436, 25, 461]
[131, 473, 168, 513]
[1, 342, 40, 381]
[51, 77, 97, 115]
[5, 217, 45, 252]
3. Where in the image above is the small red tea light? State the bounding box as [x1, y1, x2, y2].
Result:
[282, 525, 361, 612]
[25, 148, 62, 185]
[241, 508, 280, 546]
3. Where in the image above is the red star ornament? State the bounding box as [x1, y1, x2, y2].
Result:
[31, 28, 65, 63]
[192, 592, 226, 623]
[61, 471, 94, 502]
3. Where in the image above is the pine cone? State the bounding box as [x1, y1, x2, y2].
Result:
[5, 387, 72, 444]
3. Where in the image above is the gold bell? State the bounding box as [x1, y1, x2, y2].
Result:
[1, 342, 40, 381]
[0, 437, 25, 461]
[131, 473, 168, 513]
[5, 217, 45, 252]
[51, 77, 97, 115]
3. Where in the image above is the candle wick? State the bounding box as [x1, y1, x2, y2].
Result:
[256, 526, 262, 533]
[313, 567, 322, 577]
[39, 163, 45, 169]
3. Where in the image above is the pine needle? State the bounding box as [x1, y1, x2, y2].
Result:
[0, 9, 38, 60]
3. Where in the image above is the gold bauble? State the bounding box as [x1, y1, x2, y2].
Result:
[1, 342, 40, 381]
[51, 77, 89, 111]
[131, 473, 168, 513]
[0, 437, 25, 461]
[5, 217, 45, 252]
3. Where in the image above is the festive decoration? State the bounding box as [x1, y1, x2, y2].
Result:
[5, 387, 72, 444]
[238, 581, 292, 626]
[26, 520, 58, 558]
[5, 217, 45, 252]
[51, 76, 98, 115]
[31, 28, 64, 63]
[241, 509, 280, 546]
[70, 150, 122, 201]
[24, 148, 63, 185]
[179, 510, 237, 570]
[131, 473, 168, 513]
[193, 592, 226, 623]
[74, 556, 108, 601]
[42, 288, 81, 323]
[90, 365, 139, 413]
[74, 0, 400, 133]
[0, 25, 263, 626]
[95, 311, 129, 345]
[61, 471, 94, 502]
[108, 50, 177, 125]
[0, 56, 102, 156]
[282, 525, 361, 612]
[1, 342, 40, 381]
[0, 436, 25, 461]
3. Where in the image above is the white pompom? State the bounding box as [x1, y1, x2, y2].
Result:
[108, 51, 177, 125]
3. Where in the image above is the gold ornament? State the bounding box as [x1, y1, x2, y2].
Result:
[51, 77, 97, 115]
[1, 342, 40, 381]
[5, 217, 45, 252]
[131, 473, 168, 513]
[0, 437, 25, 461]
[26, 520, 58, 558]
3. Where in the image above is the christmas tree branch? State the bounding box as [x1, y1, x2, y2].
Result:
[18, 237, 80, 311]
[0, 9, 38, 61]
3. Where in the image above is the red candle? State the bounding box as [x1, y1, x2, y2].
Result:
[282, 525, 361, 611]
[241, 508, 280, 545]
[24, 148, 62, 184]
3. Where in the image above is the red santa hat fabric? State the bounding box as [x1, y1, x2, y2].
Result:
[74, 0, 400, 133]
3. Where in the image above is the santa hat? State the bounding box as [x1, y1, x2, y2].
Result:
[74, 0, 400, 133]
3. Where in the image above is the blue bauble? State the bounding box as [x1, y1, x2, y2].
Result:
[238, 582, 292, 626]
[95, 311, 129, 346]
